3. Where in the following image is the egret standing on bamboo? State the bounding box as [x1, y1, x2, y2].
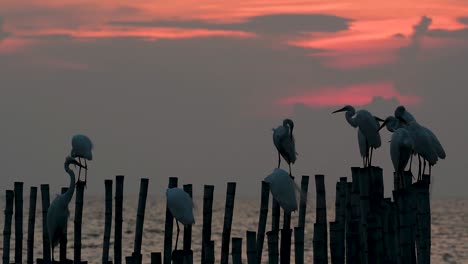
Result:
[166, 187, 195, 250]
[47, 156, 85, 261]
[273, 119, 297, 177]
[332, 105, 383, 167]
[70, 134, 93, 184]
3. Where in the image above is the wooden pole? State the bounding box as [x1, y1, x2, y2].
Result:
[220, 182, 236, 264]
[205, 241, 215, 264]
[115, 175, 125, 264]
[298, 176, 310, 228]
[267, 231, 279, 264]
[394, 189, 412, 264]
[382, 198, 396, 264]
[279, 211, 292, 264]
[14, 182, 24, 264]
[231, 237, 242, 264]
[347, 168, 361, 264]
[2, 190, 14, 264]
[294, 227, 304, 264]
[313, 174, 327, 264]
[103, 180, 113, 264]
[415, 175, 431, 264]
[367, 213, 383, 263]
[183, 184, 193, 252]
[246, 231, 257, 264]
[329, 221, 339, 264]
[74, 181, 86, 263]
[358, 168, 370, 264]
[163, 177, 178, 264]
[256, 181, 269, 264]
[271, 199, 280, 232]
[26, 187, 37, 264]
[40, 184, 51, 263]
[202, 185, 214, 263]
[334, 177, 346, 264]
[59, 187, 69, 263]
[150, 252, 162, 264]
[133, 178, 149, 263]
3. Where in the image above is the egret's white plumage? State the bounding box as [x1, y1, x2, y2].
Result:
[264, 168, 298, 213]
[273, 119, 297, 176]
[333, 105, 382, 167]
[166, 187, 195, 250]
[47, 156, 84, 261]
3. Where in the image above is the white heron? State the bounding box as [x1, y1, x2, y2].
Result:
[70, 134, 93, 184]
[264, 168, 298, 213]
[379, 117, 415, 188]
[333, 105, 383, 167]
[272, 119, 297, 177]
[166, 187, 195, 250]
[395, 106, 446, 178]
[47, 156, 85, 261]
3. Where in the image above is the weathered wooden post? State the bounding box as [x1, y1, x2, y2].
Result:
[271, 199, 280, 232]
[221, 182, 236, 264]
[26, 187, 37, 264]
[367, 213, 383, 263]
[205, 241, 215, 264]
[267, 231, 279, 264]
[394, 188, 412, 264]
[382, 198, 396, 264]
[358, 168, 370, 264]
[313, 174, 328, 264]
[40, 184, 51, 263]
[115, 175, 125, 264]
[183, 184, 193, 251]
[346, 169, 361, 264]
[74, 181, 86, 264]
[150, 252, 162, 264]
[332, 177, 346, 264]
[202, 185, 214, 263]
[14, 182, 24, 264]
[415, 174, 431, 264]
[59, 187, 72, 264]
[294, 227, 304, 264]
[329, 221, 339, 264]
[2, 190, 14, 264]
[280, 211, 292, 264]
[246, 231, 257, 264]
[231, 237, 242, 264]
[256, 181, 270, 264]
[103, 180, 113, 264]
[163, 177, 178, 264]
[132, 178, 149, 264]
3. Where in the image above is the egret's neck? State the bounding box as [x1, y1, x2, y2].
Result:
[345, 111, 358, 128]
[63, 164, 76, 204]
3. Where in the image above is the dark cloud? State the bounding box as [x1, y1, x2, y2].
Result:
[427, 28, 468, 39]
[109, 14, 352, 34]
[398, 16, 432, 57]
[393, 33, 406, 39]
[457, 16, 468, 25]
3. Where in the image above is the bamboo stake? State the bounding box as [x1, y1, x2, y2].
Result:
[163, 177, 178, 264]
[150, 252, 162, 264]
[256, 181, 269, 264]
[26, 187, 37, 264]
[103, 180, 113, 264]
[294, 227, 304, 264]
[205, 241, 215, 264]
[267, 231, 279, 264]
[313, 174, 328, 264]
[183, 184, 193, 252]
[271, 199, 280, 232]
[279, 211, 292, 264]
[246, 231, 256, 264]
[59, 187, 69, 263]
[298, 176, 309, 228]
[231, 237, 242, 264]
[14, 182, 24, 264]
[202, 185, 214, 263]
[40, 184, 51, 263]
[74, 181, 86, 263]
[2, 190, 14, 264]
[220, 182, 236, 264]
[115, 175, 125, 264]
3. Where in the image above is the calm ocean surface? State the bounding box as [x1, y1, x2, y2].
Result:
[0, 195, 466, 264]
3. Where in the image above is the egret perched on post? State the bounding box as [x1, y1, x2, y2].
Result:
[47, 156, 85, 261]
[379, 117, 414, 187]
[70, 134, 93, 184]
[166, 187, 195, 250]
[273, 119, 297, 177]
[332, 105, 383, 167]
[264, 168, 298, 213]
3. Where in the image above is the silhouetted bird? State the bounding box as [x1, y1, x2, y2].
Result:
[166, 187, 195, 250]
[70, 134, 93, 184]
[273, 119, 297, 177]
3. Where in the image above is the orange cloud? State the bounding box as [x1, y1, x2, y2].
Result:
[278, 82, 421, 107]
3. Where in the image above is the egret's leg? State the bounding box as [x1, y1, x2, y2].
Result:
[84, 159, 88, 185]
[418, 155, 422, 180]
[289, 163, 293, 179]
[429, 165, 432, 177]
[409, 153, 413, 171]
[363, 156, 366, 167]
[277, 152, 281, 168]
[370, 147, 374, 167]
[175, 220, 180, 250]
[422, 160, 427, 181]
[77, 157, 82, 183]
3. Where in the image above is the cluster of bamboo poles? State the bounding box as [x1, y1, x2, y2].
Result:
[2, 167, 431, 264]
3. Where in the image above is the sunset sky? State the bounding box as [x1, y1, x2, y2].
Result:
[1, 0, 467, 197]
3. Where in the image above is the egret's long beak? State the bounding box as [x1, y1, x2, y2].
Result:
[332, 107, 347, 114]
[71, 159, 86, 169]
[378, 120, 388, 131]
[375, 116, 385, 122]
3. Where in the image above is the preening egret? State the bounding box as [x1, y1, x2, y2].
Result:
[333, 105, 383, 167]
[272, 119, 297, 177]
[70, 134, 93, 184]
[166, 187, 195, 250]
[47, 156, 85, 261]
[379, 118, 414, 188]
[264, 168, 298, 213]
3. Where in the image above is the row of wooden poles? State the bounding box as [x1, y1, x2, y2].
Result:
[2, 167, 431, 264]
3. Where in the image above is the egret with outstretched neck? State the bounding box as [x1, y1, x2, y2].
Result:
[47, 156, 85, 262]
[273, 119, 297, 177]
[166, 187, 195, 250]
[70, 134, 93, 184]
[333, 105, 383, 167]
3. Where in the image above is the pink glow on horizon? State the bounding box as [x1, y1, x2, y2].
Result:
[279, 82, 421, 107]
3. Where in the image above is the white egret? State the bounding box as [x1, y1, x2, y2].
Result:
[333, 105, 383, 167]
[379, 117, 414, 188]
[47, 156, 85, 261]
[166, 187, 195, 250]
[70, 134, 93, 184]
[272, 119, 297, 177]
[264, 168, 298, 213]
